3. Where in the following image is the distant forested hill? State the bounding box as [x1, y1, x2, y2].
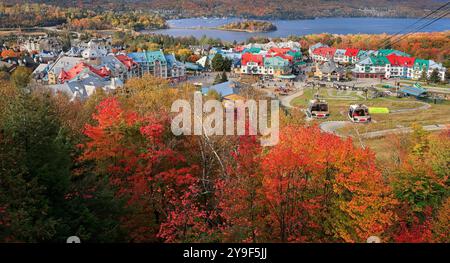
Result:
[1, 0, 446, 19]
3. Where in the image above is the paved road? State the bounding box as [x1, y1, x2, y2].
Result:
[279, 88, 305, 109]
[319, 121, 351, 137]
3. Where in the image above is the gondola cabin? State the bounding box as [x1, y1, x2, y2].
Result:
[348, 104, 371, 123]
[306, 98, 329, 119]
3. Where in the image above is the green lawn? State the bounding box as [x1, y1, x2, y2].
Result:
[288, 87, 449, 162]
[292, 88, 428, 119]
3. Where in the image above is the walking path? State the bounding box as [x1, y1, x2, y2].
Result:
[361, 124, 448, 139]
[319, 121, 449, 138]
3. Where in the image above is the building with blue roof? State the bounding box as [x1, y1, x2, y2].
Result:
[164, 53, 186, 81]
[128, 50, 168, 78]
[201, 81, 238, 98]
[399, 85, 428, 98]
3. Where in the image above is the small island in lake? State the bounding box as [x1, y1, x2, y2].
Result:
[218, 20, 277, 33]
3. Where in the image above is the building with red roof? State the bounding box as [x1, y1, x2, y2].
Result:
[385, 54, 416, 79]
[312, 47, 336, 62]
[242, 53, 264, 66]
[240, 53, 264, 75]
[343, 48, 360, 63]
[268, 47, 291, 55]
[58, 62, 111, 83]
[116, 54, 138, 70]
[386, 54, 415, 67]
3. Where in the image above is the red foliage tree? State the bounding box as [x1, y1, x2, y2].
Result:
[79, 97, 199, 242]
[216, 134, 265, 242]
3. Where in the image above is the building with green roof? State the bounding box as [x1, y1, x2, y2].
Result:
[369, 55, 390, 66]
[377, 49, 410, 57]
[413, 59, 429, 71]
[264, 56, 291, 75]
[243, 47, 262, 54]
[287, 50, 302, 60]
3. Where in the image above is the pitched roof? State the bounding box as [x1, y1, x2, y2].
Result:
[243, 47, 262, 54]
[242, 53, 263, 66]
[309, 42, 327, 51]
[400, 86, 427, 97]
[1, 49, 19, 59]
[313, 47, 336, 58]
[268, 47, 291, 55]
[203, 81, 237, 97]
[127, 52, 147, 63]
[116, 54, 137, 70]
[145, 50, 167, 64]
[344, 48, 360, 57]
[386, 54, 415, 67]
[369, 55, 390, 66]
[264, 56, 290, 67]
[428, 60, 444, 70]
[286, 50, 302, 58]
[318, 61, 344, 74]
[48, 56, 85, 75]
[378, 49, 411, 57]
[128, 50, 167, 64]
[413, 59, 429, 70]
[58, 62, 110, 83]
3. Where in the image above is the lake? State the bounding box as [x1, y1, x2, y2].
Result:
[147, 17, 450, 42]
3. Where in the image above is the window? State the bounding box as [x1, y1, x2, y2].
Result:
[311, 104, 328, 112]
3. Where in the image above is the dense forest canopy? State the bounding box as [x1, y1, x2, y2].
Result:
[0, 3, 167, 29]
[219, 20, 277, 32]
[1, 0, 446, 19]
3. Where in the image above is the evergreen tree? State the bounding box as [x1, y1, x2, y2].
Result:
[429, 68, 440, 83]
[420, 69, 428, 82]
[0, 90, 125, 242]
[211, 53, 224, 72]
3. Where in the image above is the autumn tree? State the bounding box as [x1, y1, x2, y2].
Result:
[0, 87, 124, 242]
[261, 125, 395, 242]
[10, 66, 32, 90]
[390, 127, 449, 242]
[216, 135, 266, 242]
[79, 96, 200, 242]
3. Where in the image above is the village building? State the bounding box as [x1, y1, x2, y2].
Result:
[343, 48, 360, 64]
[20, 36, 63, 53]
[240, 53, 265, 75]
[128, 50, 186, 81]
[165, 54, 187, 82]
[264, 56, 291, 76]
[98, 54, 139, 82]
[312, 47, 336, 62]
[308, 42, 327, 57]
[352, 54, 446, 81]
[128, 50, 168, 78]
[48, 71, 123, 101]
[333, 49, 346, 64]
[45, 56, 85, 84]
[386, 54, 415, 79]
[314, 60, 345, 81]
[81, 40, 108, 60]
